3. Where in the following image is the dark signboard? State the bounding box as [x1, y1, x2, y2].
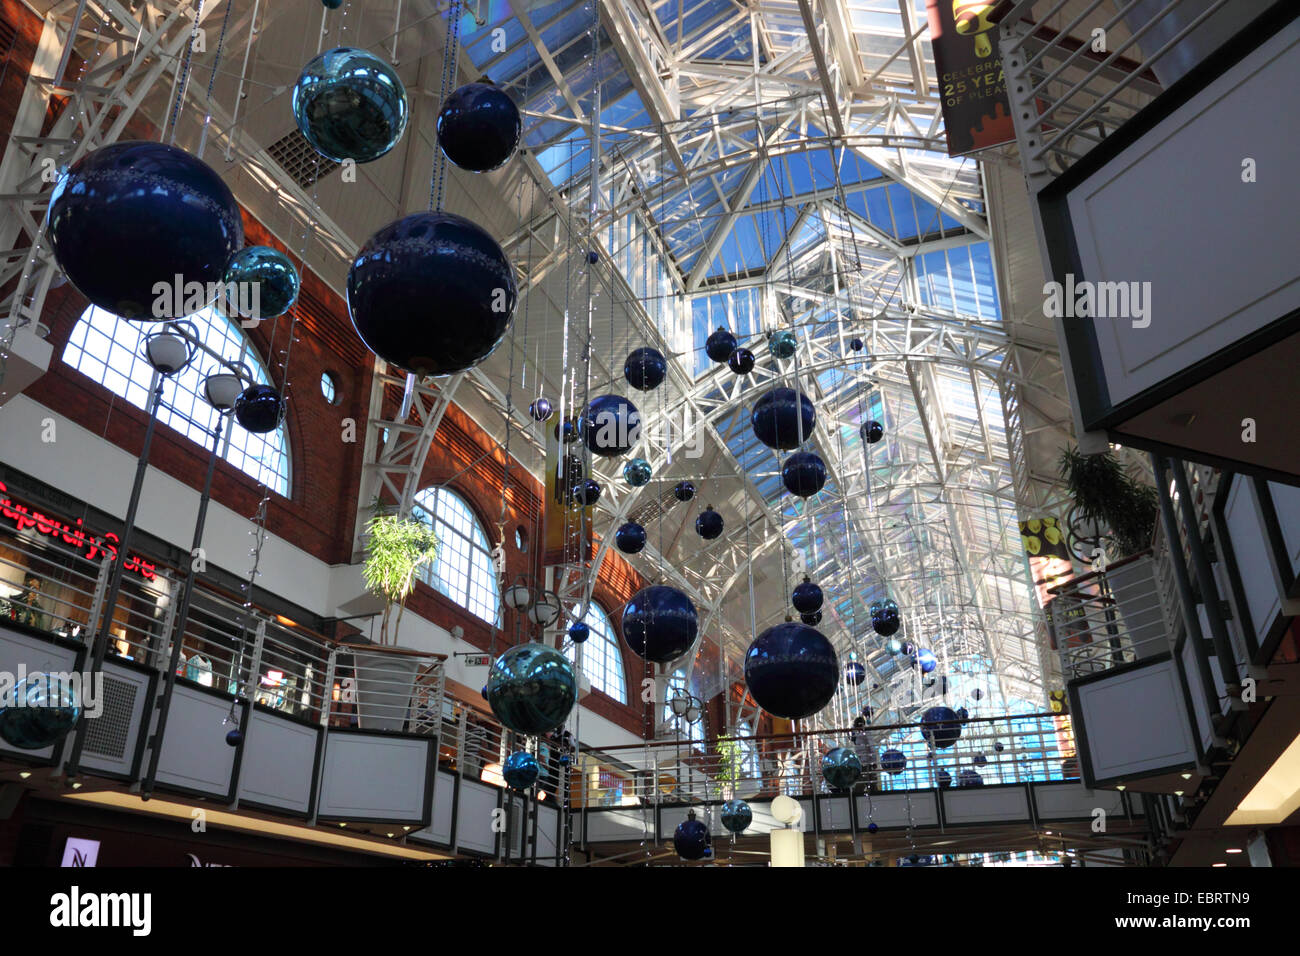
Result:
[925, 1, 1016, 156]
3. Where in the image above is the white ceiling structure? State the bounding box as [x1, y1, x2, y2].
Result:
[1, 0, 1096, 727]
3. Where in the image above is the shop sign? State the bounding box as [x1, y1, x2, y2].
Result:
[0, 481, 156, 580]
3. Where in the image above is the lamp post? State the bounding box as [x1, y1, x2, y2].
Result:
[64, 322, 198, 779]
[141, 364, 247, 800]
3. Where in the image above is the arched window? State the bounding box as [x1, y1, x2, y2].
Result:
[663, 669, 704, 744]
[63, 305, 291, 495]
[411, 487, 501, 626]
[565, 602, 626, 704]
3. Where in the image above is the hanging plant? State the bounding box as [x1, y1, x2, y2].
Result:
[1059, 447, 1157, 559]
[362, 504, 439, 645]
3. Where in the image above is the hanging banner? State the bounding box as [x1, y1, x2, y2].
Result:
[1022, 516, 1089, 650]
[925, 1, 1016, 156]
[541, 416, 593, 567]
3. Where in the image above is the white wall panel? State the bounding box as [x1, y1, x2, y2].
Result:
[943, 786, 1030, 825]
[1224, 478, 1282, 645]
[153, 684, 236, 796]
[1033, 782, 1124, 820]
[1076, 659, 1198, 781]
[317, 731, 429, 821]
[236, 709, 318, 813]
[455, 778, 500, 855]
[854, 792, 939, 828]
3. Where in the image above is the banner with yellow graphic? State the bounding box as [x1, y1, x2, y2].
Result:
[926, 1, 1016, 156]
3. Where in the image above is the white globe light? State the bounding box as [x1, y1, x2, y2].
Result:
[770, 794, 803, 825]
[504, 584, 531, 610]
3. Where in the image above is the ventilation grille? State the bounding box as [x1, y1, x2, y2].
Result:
[83, 674, 138, 760]
[266, 129, 340, 189]
[629, 487, 681, 530]
[0, 20, 17, 61]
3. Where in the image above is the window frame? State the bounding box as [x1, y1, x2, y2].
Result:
[410, 486, 502, 628]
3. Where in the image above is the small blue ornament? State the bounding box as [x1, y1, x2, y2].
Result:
[695, 505, 724, 540]
[436, 80, 521, 172]
[529, 397, 553, 421]
[234, 384, 285, 434]
[623, 458, 652, 487]
[587, 250, 600, 265]
[293, 48, 409, 163]
[916, 647, 938, 673]
[225, 728, 242, 747]
[768, 329, 797, 359]
[554, 418, 579, 443]
[850, 338, 863, 352]
[673, 480, 696, 502]
[880, 749, 907, 775]
[720, 799, 752, 834]
[673, 810, 710, 860]
[822, 746, 862, 790]
[503, 750, 540, 790]
[782, 451, 827, 497]
[800, 611, 822, 626]
[569, 478, 601, 507]
[727, 347, 755, 375]
[920, 706, 963, 750]
[222, 245, 300, 320]
[973, 752, 988, 766]
[870, 599, 901, 637]
[867, 822, 879, 833]
[568, 622, 590, 644]
[936, 768, 952, 788]
[860, 420, 884, 444]
[845, 662, 866, 686]
[792, 578, 823, 613]
[705, 326, 736, 363]
[957, 769, 984, 788]
[623, 347, 667, 391]
[615, 522, 647, 554]
[994, 741, 1004, 753]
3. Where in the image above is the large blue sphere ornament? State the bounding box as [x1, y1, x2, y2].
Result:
[233, 384, 285, 434]
[579, 394, 641, 458]
[769, 329, 797, 359]
[861, 420, 885, 444]
[621, 585, 698, 664]
[744, 622, 839, 719]
[46, 141, 243, 320]
[615, 522, 647, 554]
[0, 673, 81, 750]
[486, 643, 577, 735]
[529, 397, 553, 421]
[845, 662, 866, 686]
[720, 799, 752, 834]
[751, 387, 817, 450]
[920, 706, 963, 750]
[569, 478, 601, 507]
[957, 769, 984, 788]
[436, 80, 521, 172]
[695, 505, 724, 540]
[870, 599, 901, 637]
[673, 810, 710, 860]
[705, 326, 737, 363]
[673, 480, 696, 502]
[782, 451, 827, 497]
[348, 212, 516, 376]
[623, 458, 652, 487]
[727, 347, 755, 375]
[791, 577, 823, 614]
[917, 647, 938, 673]
[822, 747, 862, 790]
[936, 768, 953, 788]
[623, 347, 667, 391]
[222, 246, 300, 320]
[880, 749, 907, 775]
[292, 48, 409, 163]
[502, 751, 540, 790]
[568, 622, 590, 645]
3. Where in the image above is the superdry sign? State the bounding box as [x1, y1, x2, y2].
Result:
[0, 481, 157, 580]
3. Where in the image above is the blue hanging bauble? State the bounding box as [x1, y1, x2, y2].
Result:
[917, 647, 938, 673]
[727, 347, 755, 375]
[623, 347, 667, 391]
[221, 245, 300, 320]
[867, 821, 879, 833]
[673, 810, 710, 860]
[46, 141, 243, 320]
[292, 47, 409, 163]
[529, 397, 553, 421]
[768, 329, 797, 359]
[956, 706, 970, 722]
[623, 458, 652, 487]
[569, 478, 601, 507]
[436, 79, 521, 172]
[850, 338, 864, 352]
[587, 250, 600, 265]
[554, 418, 579, 444]
[673, 480, 696, 502]
[994, 741, 1004, 752]
[844, 662, 866, 686]
[744, 621, 838, 719]
[870, 599, 901, 637]
[322, 0, 343, 7]
[621, 585, 698, 663]
[348, 211, 516, 376]
[860, 420, 884, 444]
[568, 621, 590, 645]
[233, 384, 285, 434]
[782, 451, 827, 497]
[0, 673, 81, 750]
[791, 577, 823, 614]
[751, 387, 816, 450]
[973, 752, 988, 766]
[880, 749, 907, 775]
[578, 394, 641, 458]
[957, 769, 984, 788]
[615, 521, 647, 554]
[695, 505, 724, 540]
[705, 326, 737, 363]
[800, 611, 822, 626]
[225, 728, 243, 747]
[486, 643, 577, 735]
[920, 706, 963, 750]
[503, 751, 540, 790]
[822, 747, 862, 790]
[936, 768, 953, 788]
[719, 799, 752, 834]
